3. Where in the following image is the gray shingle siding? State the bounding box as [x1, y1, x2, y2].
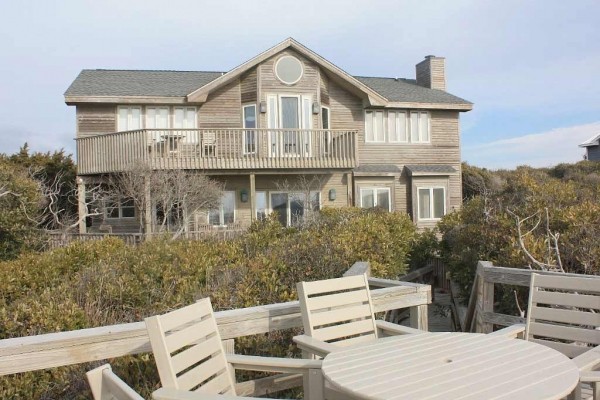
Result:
[587, 146, 600, 161]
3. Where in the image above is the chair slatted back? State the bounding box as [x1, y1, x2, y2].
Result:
[297, 274, 379, 347]
[145, 298, 236, 395]
[525, 273, 600, 358]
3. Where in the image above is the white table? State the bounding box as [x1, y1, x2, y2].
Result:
[321, 332, 579, 400]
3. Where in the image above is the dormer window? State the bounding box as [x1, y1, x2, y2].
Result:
[275, 56, 303, 85]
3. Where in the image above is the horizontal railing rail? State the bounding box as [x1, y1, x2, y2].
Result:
[76, 129, 358, 174]
[0, 261, 431, 377]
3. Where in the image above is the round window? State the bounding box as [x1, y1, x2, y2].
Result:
[275, 56, 303, 85]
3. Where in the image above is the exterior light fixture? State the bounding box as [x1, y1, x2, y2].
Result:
[240, 189, 249, 203]
[259, 101, 267, 113]
[328, 188, 336, 201]
[312, 101, 320, 114]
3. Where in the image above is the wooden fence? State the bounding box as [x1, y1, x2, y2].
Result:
[0, 261, 430, 395]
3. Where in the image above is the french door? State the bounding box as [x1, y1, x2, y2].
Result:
[267, 94, 312, 157]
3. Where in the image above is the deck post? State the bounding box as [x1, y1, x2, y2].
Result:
[475, 263, 494, 333]
[346, 172, 353, 205]
[410, 304, 429, 331]
[249, 173, 256, 222]
[77, 177, 87, 234]
[144, 177, 152, 237]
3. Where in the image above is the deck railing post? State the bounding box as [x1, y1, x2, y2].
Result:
[409, 305, 429, 331]
[475, 261, 494, 333]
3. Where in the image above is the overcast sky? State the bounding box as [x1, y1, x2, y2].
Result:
[1, 0, 598, 169]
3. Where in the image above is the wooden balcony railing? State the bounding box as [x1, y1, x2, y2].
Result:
[76, 129, 358, 174]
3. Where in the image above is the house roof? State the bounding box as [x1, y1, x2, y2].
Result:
[65, 70, 223, 97]
[64, 38, 472, 110]
[579, 133, 600, 147]
[355, 77, 471, 105]
[405, 164, 457, 176]
[355, 164, 403, 173]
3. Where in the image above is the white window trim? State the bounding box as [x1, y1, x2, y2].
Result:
[105, 196, 136, 220]
[172, 106, 198, 129]
[267, 93, 312, 157]
[117, 106, 142, 132]
[416, 186, 446, 221]
[388, 111, 409, 143]
[242, 104, 257, 155]
[359, 187, 391, 212]
[208, 191, 236, 226]
[274, 55, 304, 85]
[364, 110, 430, 144]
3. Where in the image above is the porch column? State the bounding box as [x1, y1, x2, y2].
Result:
[144, 177, 152, 238]
[346, 172, 353, 206]
[249, 173, 256, 222]
[77, 177, 87, 234]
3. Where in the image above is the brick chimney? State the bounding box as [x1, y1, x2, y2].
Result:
[416, 55, 446, 91]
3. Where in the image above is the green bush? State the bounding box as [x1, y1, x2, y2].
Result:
[0, 207, 424, 399]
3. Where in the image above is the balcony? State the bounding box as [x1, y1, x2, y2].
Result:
[76, 128, 358, 175]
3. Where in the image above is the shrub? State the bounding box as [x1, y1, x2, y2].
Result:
[0, 207, 420, 399]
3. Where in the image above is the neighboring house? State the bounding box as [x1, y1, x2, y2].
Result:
[579, 133, 600, 161]
[64, 38, 472, 234]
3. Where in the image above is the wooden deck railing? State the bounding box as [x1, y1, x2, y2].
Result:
[455, 261, 600, 333]
[76, 129, 358, 174]
[0, 262, 431, 381]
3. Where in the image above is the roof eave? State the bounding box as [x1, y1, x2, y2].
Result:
[386, 101, 473, 111]
[64, 95, 188, 105]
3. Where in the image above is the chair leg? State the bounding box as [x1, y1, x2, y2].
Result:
[567, 383, 582, 400]
[304, 368, 324, 400]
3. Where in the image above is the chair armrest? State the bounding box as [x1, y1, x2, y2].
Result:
[375, 320, 427, 336]
[580, 371, 600, 383]
[487, 324, 526, 339]
[153, 388, 279, 400]
[572, 345, 600, 372]
[226, 354, 322, 373]
[293, 334, 337, 358]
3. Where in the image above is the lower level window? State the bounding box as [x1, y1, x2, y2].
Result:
[418, 187, 445, 219]
[209, 191, 235, 226]
[256, 191, 267, 220]
[106, 197, 135, 219]
[270, 191, 320, 226]
[360, 188, 391, 211]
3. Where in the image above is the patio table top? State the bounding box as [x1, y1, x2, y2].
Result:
[321, 332, 579, 400]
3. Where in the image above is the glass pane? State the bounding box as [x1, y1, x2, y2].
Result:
[130, 108, 141, 130]
[222, 192, 235, 225]
[374, 111, 384, 142]
[411, 112, 420, 143]
[310, 192, 321, 211]
[208, 209, 221, 225]
[146, 108, 156, 129]
[418, 188, 431, 219]
[276, 56, 303, 84]
[244, 106, 256, 128]
[398, 112, 407, 142]
[377, 189, 390, 211]
[121, 206, 135, 218]
[256, 192, 267, 220]
[290, 192, 305, 225]
[361, 190, 374, 208]
[185, 108, 196, 128]
[420, 112, 429, 142]
[321, 107, 329, 129]
[118, 108, 129, 131]
[281, 97, 299, 129]
[271, 193, 288, 226]
[388, 112, 397, 142]
[157, 108, 169, 129]
[174, 108, 184, 129]
[365, 111, 373, 142]
[433, 188, 445, 218]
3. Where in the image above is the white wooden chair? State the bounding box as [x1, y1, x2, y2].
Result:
[492, 273, 600, 400]
[86, 364, 145, 400]
[293, 274, 424, 358]
[145, 298, 323, 400]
